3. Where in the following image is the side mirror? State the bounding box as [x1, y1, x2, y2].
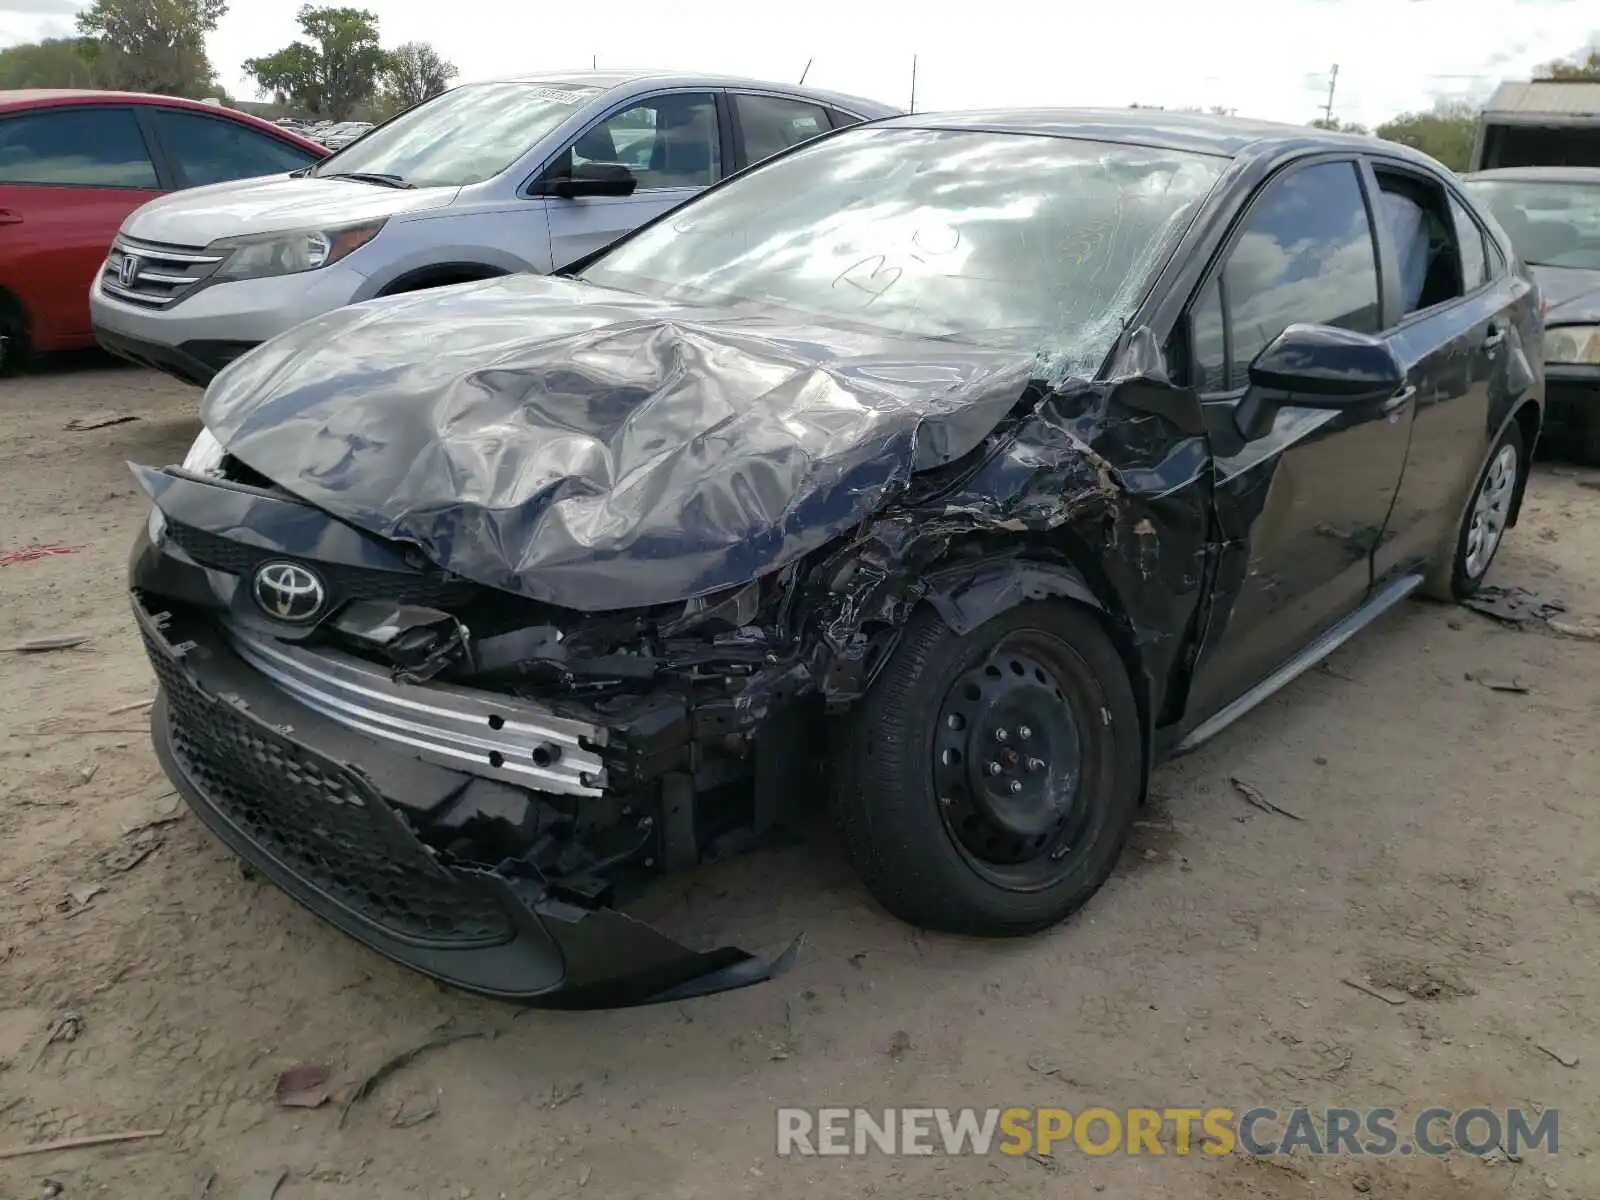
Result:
[1235, 324, 1405, 442]
[537, 161, 638, 199]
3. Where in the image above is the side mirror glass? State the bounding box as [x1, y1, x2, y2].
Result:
[538, 161, 638, 199]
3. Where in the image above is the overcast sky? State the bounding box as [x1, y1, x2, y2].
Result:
[2, 0, 1595, 127]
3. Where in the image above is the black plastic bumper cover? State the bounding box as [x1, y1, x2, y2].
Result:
[135, 594, 797, 1008]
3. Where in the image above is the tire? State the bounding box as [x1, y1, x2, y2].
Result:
[1424, 420, 1526, 602]
[834, 600, 1142, 936]
[0, 296, 28, 376]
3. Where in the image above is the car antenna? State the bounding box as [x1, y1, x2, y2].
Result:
[798, 56, 813, 86]
[909, 54, 918, 114]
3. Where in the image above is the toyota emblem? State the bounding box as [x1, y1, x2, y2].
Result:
[117, 253, 140, 289]
[252, 561, 327, 624]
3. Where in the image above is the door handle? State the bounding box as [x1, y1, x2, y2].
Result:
[1482, 326, 1505, 352]
[1380, 385, 1416, 417]
[0, 209, 21, 226]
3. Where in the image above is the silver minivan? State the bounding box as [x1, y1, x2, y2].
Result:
[91, 70, 898, 385]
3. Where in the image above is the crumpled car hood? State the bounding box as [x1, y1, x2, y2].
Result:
[202, 273, 1041, 611]
[1531, 264, 1600, 325]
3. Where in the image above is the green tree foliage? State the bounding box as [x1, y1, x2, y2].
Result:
[1375, 100, 1476, 171]
[1537, 45, 1600, 82]
[381, 41, 457, 114]
[243, 6, 392, 121]
[0, 37, 107, 89]
[74, 0, 227, 97]
[1310, 116, 1370, 134]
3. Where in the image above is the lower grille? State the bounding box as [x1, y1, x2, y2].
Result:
[141, 624, 513, 948]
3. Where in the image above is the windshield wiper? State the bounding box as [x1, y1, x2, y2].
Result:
[319, 171, 414, 189]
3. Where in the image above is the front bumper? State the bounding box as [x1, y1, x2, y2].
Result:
[132, 589, 795, 1007]
[1541, 364, 1600, 443]
[90, 260, 368, 386]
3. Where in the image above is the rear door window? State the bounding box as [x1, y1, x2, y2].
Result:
[733, 93, 831, 166]
[0, 107, 157, 188]
[150, 109, 321, 188]
[1373, 169, 1465, 317]
[1449, 195, 1489, 290]
[1194, 160, 1382, 391]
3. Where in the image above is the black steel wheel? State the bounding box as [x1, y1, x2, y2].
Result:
[836, 598, 1141, 935]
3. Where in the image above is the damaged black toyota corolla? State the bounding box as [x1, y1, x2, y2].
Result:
[130, 110, 1545, 1007]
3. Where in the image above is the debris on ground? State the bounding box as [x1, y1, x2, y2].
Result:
[274, 1064, 333, 1109]
[6, 634, 89, 653]
[1026, 1151, 1060, 1172]
[190, 1167, 216, 1199]
[0, 543, 83, 567]
[388, 1094, 439, 1128]
[0, 1126, 165, 1161]
[41, 1178, 64, 1198]
[339, 1030, 490, 1128]
[1341, 978, 1408, 1006]
[64, 412, 139, 431]
[545, 1079, 584, 1109]
[578, 1165, 592, 1187]
[1459, 586, 1567, 629]
[1466, 672, 1530, 693]
[107, 698, 154, 716]
[77, 762, 100, 786]
[239, 1168, 288, 1200]
[97, 827, 164, 875]
[1026, 1054, 1062, 1076]
[1229, 777, 1305, 821]
[1548, 616, 1600, 641]
[27, 1011, 84, 1071]
[886, 1030, 913, 1061]
[56, 884, 105, 915]
[1535, 1042, 1579, 1068]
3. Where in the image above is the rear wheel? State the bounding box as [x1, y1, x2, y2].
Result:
[0, 295, 28, 376]
[1426, 420, 1526, 601]
[835, 601, 1141, 935]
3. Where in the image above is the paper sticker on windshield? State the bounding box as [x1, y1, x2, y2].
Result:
[527, 85, 599, 105]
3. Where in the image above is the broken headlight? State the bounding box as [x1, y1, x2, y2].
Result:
[181, 427, 225, 476]
[1544, 325, 1600, 366]
[660, 579, 764, 636]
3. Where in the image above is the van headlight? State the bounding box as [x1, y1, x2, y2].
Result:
[207, 221, 385, 282]
[1544, 325, 1600, 366]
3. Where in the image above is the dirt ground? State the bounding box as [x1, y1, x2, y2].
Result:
[1, 355, 1597, 1200]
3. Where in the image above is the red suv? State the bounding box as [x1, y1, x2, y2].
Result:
[0, 90, 326, 372]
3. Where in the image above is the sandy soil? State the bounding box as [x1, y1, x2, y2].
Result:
[1, 356, 1597, 1200]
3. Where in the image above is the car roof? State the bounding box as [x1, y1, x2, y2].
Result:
[466, 69, 901, 117]
[877, 106, 1428, 162]
[0, 88, 326, 148]
[1464, 166, 1600, 184]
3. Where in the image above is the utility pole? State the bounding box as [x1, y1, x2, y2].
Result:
[909, 54, 918, 114]
[1322, 63, 1339, 125]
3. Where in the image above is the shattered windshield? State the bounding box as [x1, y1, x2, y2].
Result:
[1466, 179, 1600, 271]
[312, 81, 600, 188]
[581, 126, 1225, 377]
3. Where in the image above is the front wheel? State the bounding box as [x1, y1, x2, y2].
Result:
[834, 601, 1142, 936]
